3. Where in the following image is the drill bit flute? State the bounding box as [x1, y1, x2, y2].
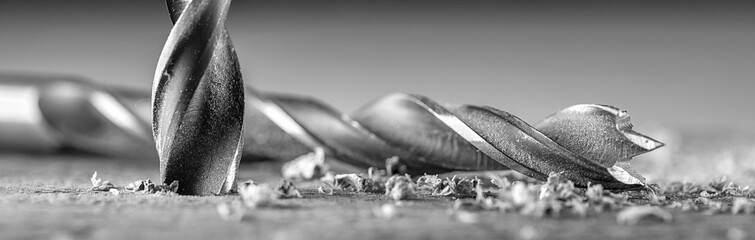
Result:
[152, 0, 244, 195]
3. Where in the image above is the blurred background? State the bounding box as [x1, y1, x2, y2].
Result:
[0, 1, 753, 184]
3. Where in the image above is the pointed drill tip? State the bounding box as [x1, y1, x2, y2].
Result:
[623, 130, 666, 152]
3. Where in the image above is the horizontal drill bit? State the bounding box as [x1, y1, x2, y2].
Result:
[0, 73, 153, 157]
[244, 91, 664, 189]
[0, 73, 663, 189]
[152, 0, 244, 195]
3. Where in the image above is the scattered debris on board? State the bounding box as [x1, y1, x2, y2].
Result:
[415, 174, 480, 197]
[276, 179, 302, 199]
[125, 179, 179, 194]
[89, 172, 179, 195]
[238, 180, 279, 208]
[90, 172, 116, 191]
[282, 148, 329, 181]
[616, 206, 673, 225]
[384, 156, 406, 176]
[385, 175, 416, 201]
[318, 172, 384, 194]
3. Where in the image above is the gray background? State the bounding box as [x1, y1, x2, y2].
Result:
[1, 1, 753, 130]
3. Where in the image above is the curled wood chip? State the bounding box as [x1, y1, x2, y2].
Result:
[125, 179, 179, 194]
[238, 180, 278, 208]
[319, 172, 383, 194]
[415, 175, 480, 197]
[385, 156, 406, 175]
[415, 174, 444, 194]
[616, 206, 672, 225]
[332, 173, 366, 191]
[385, 175, 416, 201]
[90, 172, 116, 191]
[275, 179, 302, 199]
[454, 176, 481, 196]
[538, 172, 577, 200]
[282, 148, 329, 181]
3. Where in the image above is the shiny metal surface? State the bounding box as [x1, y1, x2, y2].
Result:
[152, 0, 245, 195]
[0, 74, 154, 158]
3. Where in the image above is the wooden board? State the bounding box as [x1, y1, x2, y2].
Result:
[0, 153, 752, 240]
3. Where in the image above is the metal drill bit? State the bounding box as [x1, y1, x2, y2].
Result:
[152, 0, 245, 195]
[243, 91, 664, 189]
[0, 73, 154, 158]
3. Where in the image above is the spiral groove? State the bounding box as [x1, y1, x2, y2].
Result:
[152, 0, 245, 195]
[243, 90, 663, 189]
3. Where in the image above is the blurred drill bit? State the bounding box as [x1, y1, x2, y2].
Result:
[152, 0, 244, 195]
[0, 73, 154, 158]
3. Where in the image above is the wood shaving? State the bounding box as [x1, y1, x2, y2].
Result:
[238, 180, 278, 208]
[125, 179, 179, 194]
[538, 172, 577, 200]
[275, 179, 302, 199]
[319, 172, 383, 194]
[385, 175, 416, 201]
[385, 156, 406, 175]
[281, 148, 329, 181]
[90, 172, 116, 191]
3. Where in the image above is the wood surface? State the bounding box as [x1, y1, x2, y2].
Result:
[0, 153, 752, 240]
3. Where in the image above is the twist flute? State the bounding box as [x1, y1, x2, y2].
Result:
[245, 91, 663, 189]
[153, 0, 244, 195]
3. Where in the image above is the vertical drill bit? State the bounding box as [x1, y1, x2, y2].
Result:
[152, 0, 244, 195]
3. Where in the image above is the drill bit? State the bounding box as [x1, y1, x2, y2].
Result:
[152, 0, 245, 195]
[0, 73, 154, 158]
[243, 92, 664, 189]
